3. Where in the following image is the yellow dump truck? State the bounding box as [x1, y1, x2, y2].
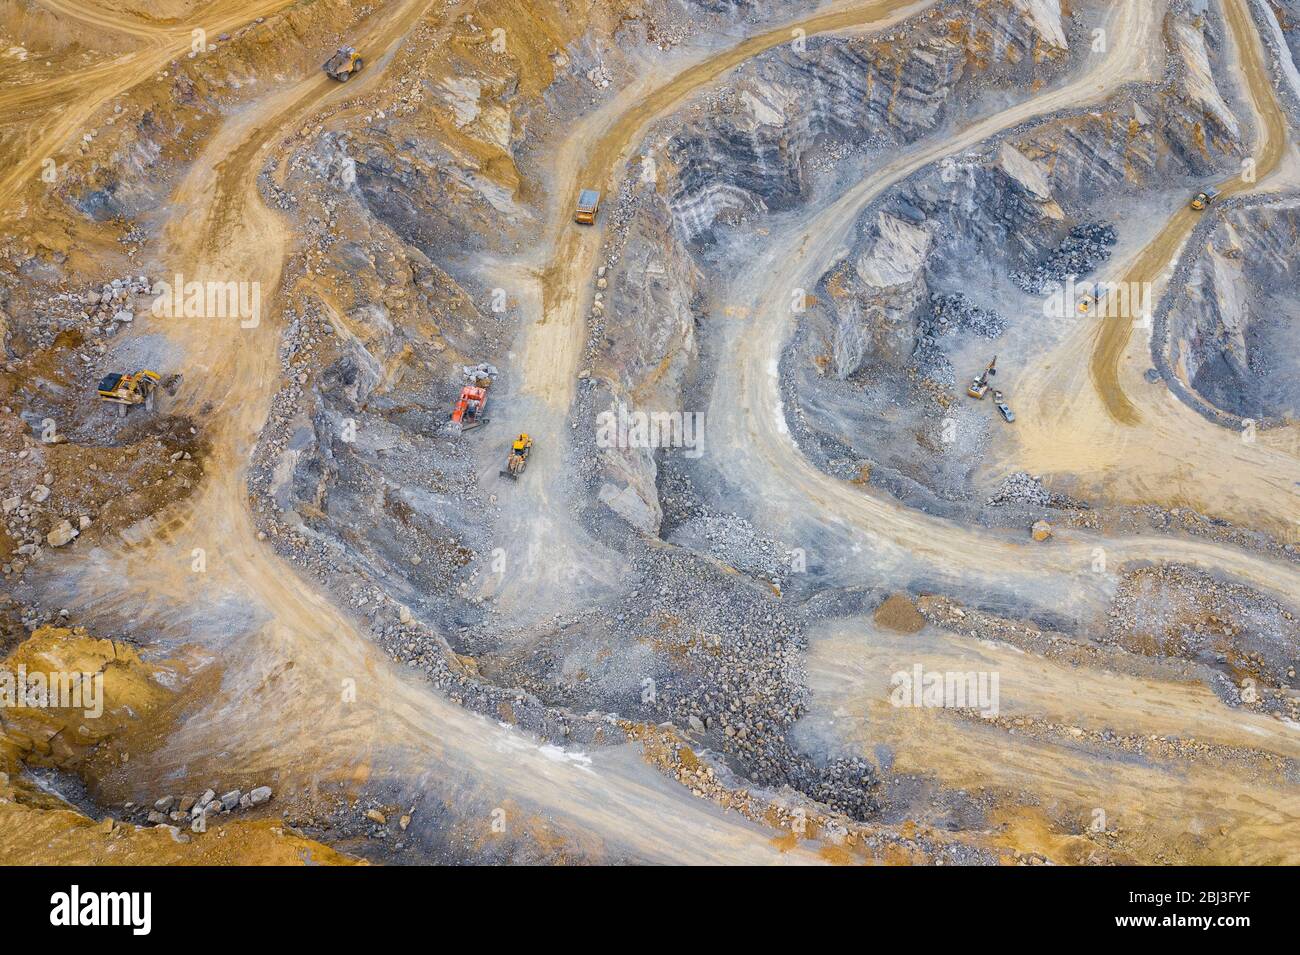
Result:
[574, 189, 600, 225]
[323, 47, 364, 81]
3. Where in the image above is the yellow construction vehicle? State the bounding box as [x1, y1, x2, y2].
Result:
[966, 355, 997, 399]
[574, 189, 600, 225]
[1190, 187, 1220, 211]
[323, 46, 364, 81]
[500, 433, 533, 481]
[97, 370, 161, 417]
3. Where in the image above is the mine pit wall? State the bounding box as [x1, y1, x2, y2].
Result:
[784, 7, 1250, 511]
[0, 0, 395, 365]
[1270, 0, 1300, 74]
[663, 0, 1082, 248]
[247, 150, 503, 636]
[33, 0, 382, 225]
[584, 0, 1259, 537]
[1142, 0, 1300, 432]
[1154, 197, 1300, 426]
[581, 0, 1097, 533]
[253, 0, 736, 618]
[810, 0, 1245, 379]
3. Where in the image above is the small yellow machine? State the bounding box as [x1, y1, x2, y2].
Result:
[323, 47, 364, 81]
[501, 433, 533, 480]
[97, 370, 161, 417]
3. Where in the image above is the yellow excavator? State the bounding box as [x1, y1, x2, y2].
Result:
[966, 356, 997, 399]
[97, 370, 161, 417]
[500, 433, 533, 481]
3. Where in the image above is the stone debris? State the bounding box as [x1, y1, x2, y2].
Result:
[118, 785, 274, 831]
[1010, 223, 1118, 294]
[986, 472, 1089, 510]
[46, 520, 78, 547]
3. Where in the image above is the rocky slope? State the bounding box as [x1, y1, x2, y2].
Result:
[581, 0, 1093, 534]
[0, 626, 357, 864]
[783, 4, 1249, 504]
[1160, 198, 1300, 422]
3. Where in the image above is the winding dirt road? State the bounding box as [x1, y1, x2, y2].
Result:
[0, 0, 297, 213]
[38, 0, 978, 864]
[16, 0, 1299, 864]
[1007, 0, 1300, 532]
[705, 0, 1300, 614]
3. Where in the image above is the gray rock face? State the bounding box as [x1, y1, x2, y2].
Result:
[587, 192, 701, 534]
[665, 2, 1072, 245]
[821, 211, 934, 377]
[1164, 199, 1300, 421]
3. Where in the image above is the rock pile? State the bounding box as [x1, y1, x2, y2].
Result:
[129, 785, 274, 830]
[1106, 564, 1299, 720]
[3, 476, 94, 577]
[985, 471, 1089, 510]
[666, 513, 793, 585]
[920, 292, 1006, 339]
[1010, 223, 1117, 294]
[74, 275, 152, 335]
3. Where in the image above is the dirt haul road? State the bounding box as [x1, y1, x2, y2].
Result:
[1006, 0, 1300, 532]
[1089, 0, 1291, 426]
[705, 0, 1300, 617]
[696, 0, 1300, 862]
[24, 0, 1296, 864]
[486, 0, 935, 623]
[0, 0, 299, 215]
[44, 0, 982, 864]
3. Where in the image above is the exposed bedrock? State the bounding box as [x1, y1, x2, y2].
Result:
[784, 14, 1248, 503]
[1162, 198, 1300, 422]
[587, 0, 1251, 524]
[586, 0, 1093, 531]
[587, 194, 703, 535]
[665, 0, 1076, 245]
[248, 135, 507, 631]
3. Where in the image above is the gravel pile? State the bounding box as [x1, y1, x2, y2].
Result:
[609, 546, 881, 819]
[125, 785, 274, 832]
[666, 512, 793, 584]
[910, 334, 955, 385]
[1010, 223, 1118, 294]
[985, 471, 1089, 510]
[920, 292, 1006, 339]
